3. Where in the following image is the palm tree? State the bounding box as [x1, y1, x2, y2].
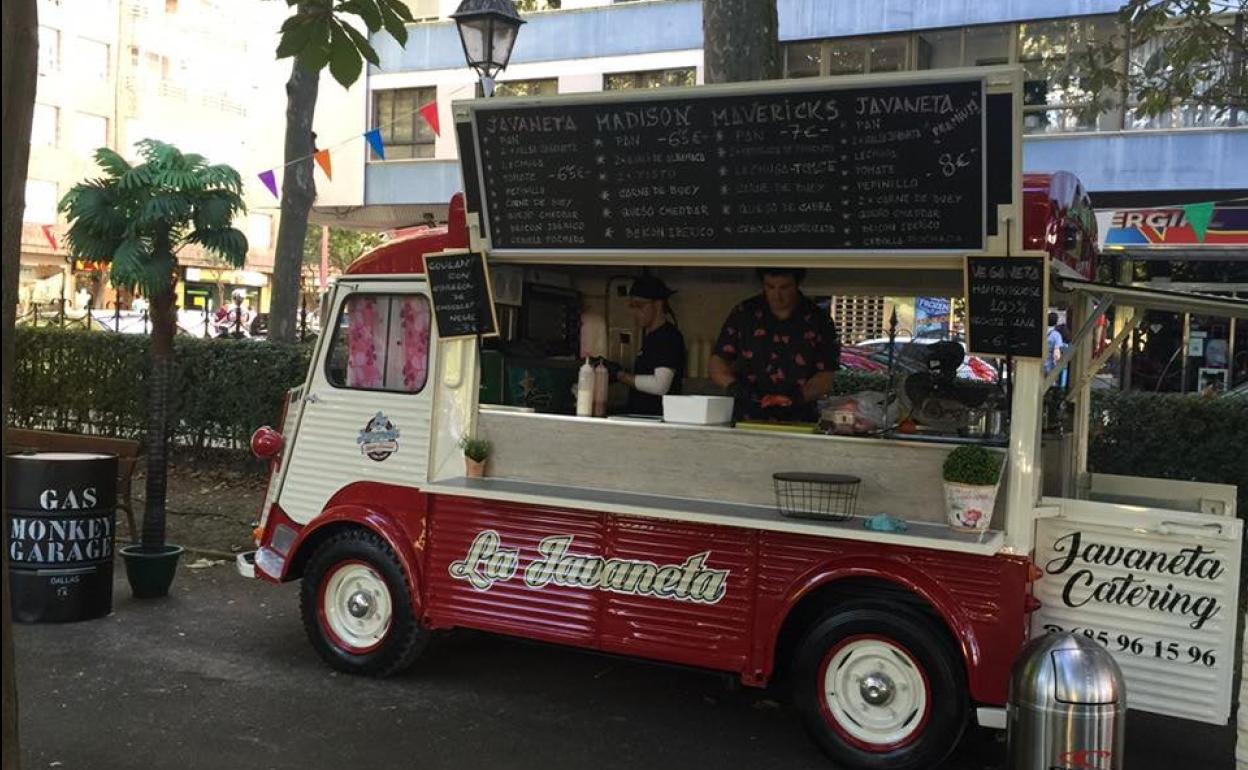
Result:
[59, 139, 248, 552]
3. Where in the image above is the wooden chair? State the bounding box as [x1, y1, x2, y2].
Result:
[5, 428, 142, 542]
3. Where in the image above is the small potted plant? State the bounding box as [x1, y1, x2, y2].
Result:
[460, 436, 492, 478]
[941, 445, 1004, 532]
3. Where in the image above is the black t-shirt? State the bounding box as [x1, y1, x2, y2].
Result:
[713, 294, 841, 421]
[628, 322, 686, 415]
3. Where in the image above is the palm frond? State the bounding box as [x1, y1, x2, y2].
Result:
[187, 227, 249, 268]
[93, 148, 133, 181]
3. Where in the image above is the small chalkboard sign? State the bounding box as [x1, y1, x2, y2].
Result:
[964, 255, 1047, 359]
[424, 250, 499, 340]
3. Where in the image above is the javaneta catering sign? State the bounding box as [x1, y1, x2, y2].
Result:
[1033, 511, 1243, 725]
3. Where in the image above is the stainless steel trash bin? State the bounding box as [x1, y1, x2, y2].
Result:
[1007, 632, 1126, 770]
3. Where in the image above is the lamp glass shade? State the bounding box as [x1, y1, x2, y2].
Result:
[457, 18, 489, 69]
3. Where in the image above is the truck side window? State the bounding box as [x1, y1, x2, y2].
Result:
[325, 293, 431, 393]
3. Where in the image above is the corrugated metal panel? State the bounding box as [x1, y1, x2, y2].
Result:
[600, 518, 754, 670]
[426, 496, 604, 645]
[1033, 504, 1243, 725]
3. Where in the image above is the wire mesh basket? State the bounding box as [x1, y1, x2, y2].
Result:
[773, 472, 861, 522]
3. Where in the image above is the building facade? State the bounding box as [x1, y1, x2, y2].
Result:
[310, 0, 1246, 389]
[20, 0, 288, 320]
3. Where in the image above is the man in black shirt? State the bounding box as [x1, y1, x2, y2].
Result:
[710, 267, 840, 422]
[618, 276, 686, 415]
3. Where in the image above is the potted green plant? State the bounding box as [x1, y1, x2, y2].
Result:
[59, 141, 248, 598]
[460, 436, 492, 478]
[941, 445, 1004, 533]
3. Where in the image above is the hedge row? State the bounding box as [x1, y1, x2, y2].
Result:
[10, 327, 312, 451]
[8, 329, 1246, 515]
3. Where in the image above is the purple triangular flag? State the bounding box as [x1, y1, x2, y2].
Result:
[364, 128, 385, 160]
[258, 169, 278, 199]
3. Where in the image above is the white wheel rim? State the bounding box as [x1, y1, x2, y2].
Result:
[321, 562, 392, 652]
[820, 636, 929, 750]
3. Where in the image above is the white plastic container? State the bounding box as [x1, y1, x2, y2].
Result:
[662, 395, 734, 425]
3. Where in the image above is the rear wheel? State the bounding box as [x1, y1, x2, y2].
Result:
[300, 529, 427, 676]
[792, 602, 967, 770]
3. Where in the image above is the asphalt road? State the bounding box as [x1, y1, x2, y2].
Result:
[13, 561, 1237, 770]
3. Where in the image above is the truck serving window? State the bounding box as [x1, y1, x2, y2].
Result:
[325, 293, 432, 393]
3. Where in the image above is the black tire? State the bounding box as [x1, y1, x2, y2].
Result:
[300, 529, 428, 677]
[791, 602, 968, 770]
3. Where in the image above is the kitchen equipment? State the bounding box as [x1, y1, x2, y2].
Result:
[772, 472, 861, 522]
[662, 395, 734, 426]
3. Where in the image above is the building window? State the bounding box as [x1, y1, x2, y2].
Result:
[78, 39, 110, 81]
[372, 87, 436, 160]
[1126, 23, 1239, 129]
[493, 78, 558, 98]
[32, 104, 59, 148]
[964, 24, 1011, 66]
[784, 41, 822, 78]
[604, 67, 695, 90]
[38, 26, 60, 74]
[247, 213, 273, 251]
[783, 34, 909, 77]
[1018, 17, 1117, 134]
[326, 294, 433, 393]
[74, 113, 110, 156]
[24, 180, 58, 225]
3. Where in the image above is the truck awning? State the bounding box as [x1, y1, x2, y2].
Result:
[1055, 276, 1248, 318]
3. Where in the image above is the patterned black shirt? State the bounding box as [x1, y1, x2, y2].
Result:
[713, 294, 841, 421]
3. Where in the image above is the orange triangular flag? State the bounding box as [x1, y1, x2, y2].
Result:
[418, 100, 440, 136]
[314, 149, 332, 181]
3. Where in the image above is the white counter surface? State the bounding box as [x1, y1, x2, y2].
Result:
[425, 476, 1006, 557]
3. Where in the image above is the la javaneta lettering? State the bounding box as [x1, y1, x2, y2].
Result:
[449, 530, 730, 604]
[485, 114, 578, 134]
[1045, 531, 1224, 630]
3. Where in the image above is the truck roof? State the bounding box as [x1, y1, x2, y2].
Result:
[344, 193, 468, 275]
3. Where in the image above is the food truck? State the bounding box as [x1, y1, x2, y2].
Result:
[239, 68, 1246, 769]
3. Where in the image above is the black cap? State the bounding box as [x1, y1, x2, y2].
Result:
[628, 276, 675, 300]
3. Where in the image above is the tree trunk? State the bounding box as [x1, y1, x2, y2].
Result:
[269, 57, 320, 343]
[141, 283, 176, 549]
[702, 0, 781, 84]
[2, 2, 38, 766]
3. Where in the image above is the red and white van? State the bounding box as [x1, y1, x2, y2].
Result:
[241, 72, 1244, 770]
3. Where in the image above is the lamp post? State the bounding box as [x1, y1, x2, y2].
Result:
[450, 0, 525, 97]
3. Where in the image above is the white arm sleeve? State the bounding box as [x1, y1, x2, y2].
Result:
[632, 367, 676, 396]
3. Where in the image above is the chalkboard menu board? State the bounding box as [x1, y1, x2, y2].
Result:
[458, 77, 986, 254]
[424, 251, 498, 340]
[964, 256, 1047, 359]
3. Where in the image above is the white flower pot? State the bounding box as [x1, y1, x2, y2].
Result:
[943, 481, 998, 532]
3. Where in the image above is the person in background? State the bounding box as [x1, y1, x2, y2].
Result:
[709, 267, 840, 422]
[1045, 311, 1064, 378]
[617, 276, 686, 416]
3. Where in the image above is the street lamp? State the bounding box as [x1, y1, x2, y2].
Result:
[450, 0, 525, 97]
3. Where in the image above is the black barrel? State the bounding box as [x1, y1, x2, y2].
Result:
[5, 452, 118, 623]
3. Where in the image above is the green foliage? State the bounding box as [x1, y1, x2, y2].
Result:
[459, 436, 492, 462]
[1076, 1, 1247, 119]
[278, 0, 415, 87]
[58, 141, 248, 298]
[942, 445, 1004, 486]
[302, 226, 383, 272]
[1089, 390, 1248, 514]
[10, 327, 312, 452]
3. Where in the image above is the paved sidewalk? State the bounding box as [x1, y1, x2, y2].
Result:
[13, 562, 1237, 770]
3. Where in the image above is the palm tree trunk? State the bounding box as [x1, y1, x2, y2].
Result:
[141, 285, 176, 549]
[2, 1, 39, 765]
[269, 54, 320, 343]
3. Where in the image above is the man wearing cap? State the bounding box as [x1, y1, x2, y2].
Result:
[709, 267, 840, 422]
[618, 275, 686, 415]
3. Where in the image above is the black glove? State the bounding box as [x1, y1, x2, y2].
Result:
[726, 380, 753, 420]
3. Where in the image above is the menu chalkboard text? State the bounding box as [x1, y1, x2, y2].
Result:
[964, 255, 1047, 359]
[458, 77, 987, 254]
[425, 251, 499, 340]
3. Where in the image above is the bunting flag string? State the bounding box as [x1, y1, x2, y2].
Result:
[41, 225, 58, 251]
[253, 96, 448, 201]
[1182, 201, 1215, 243]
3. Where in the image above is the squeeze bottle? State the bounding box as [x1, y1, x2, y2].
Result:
[576, 358, 594, 417]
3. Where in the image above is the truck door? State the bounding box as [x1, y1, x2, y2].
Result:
[1032, 490, 1242, 725]
[278, 284, 437, 525]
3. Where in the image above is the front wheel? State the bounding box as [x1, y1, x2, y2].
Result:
[791, 602, 968, 770]
[300, 529, 428, 676]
